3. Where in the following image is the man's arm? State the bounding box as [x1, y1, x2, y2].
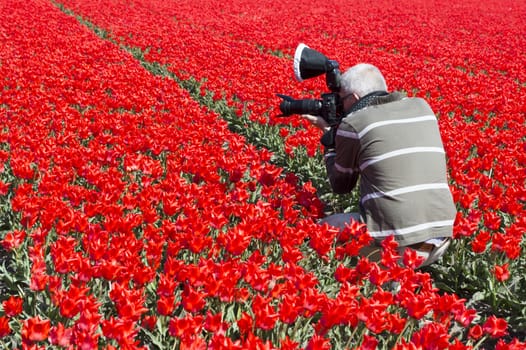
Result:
[300, 114, 360, 194]
[324, 126, 360, 194]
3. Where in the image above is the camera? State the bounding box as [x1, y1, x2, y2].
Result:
[277, 43, 344, 128]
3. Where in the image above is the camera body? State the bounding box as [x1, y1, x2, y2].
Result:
[277, 44, 344, 128]
[277, 92, 340, 127]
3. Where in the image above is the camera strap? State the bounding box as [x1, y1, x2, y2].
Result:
[347, 90, 389, 114]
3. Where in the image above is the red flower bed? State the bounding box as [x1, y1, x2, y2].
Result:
[57, 0, 526, 327]
[58, 0, 525, 251]
[0, 0, 524, 349]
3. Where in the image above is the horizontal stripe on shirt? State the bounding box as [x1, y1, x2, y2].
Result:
[360, 147, 445, 171]
[324, 151, 336, 160]
[334, 162, 356, 174]
[336, 128, 360, 139]
[361, 183, 451, 204]
[368, 219, 455, 237]
[337, 115, 437, 140]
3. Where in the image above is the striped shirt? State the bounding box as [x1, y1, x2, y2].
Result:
[325, 92, 456, 246]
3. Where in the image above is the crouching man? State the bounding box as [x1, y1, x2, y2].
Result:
[303, 63, 456, 267]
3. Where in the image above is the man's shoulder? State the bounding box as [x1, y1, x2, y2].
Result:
[341, 94, 435, 128]
[374, 93, 433, 113]
[400, 95, 433, 111]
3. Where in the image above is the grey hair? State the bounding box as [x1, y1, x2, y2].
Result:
[340, 63, 387, 98]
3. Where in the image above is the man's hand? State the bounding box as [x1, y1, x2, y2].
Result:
[301, 114, 330, 132]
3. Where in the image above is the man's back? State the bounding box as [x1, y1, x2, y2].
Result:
[333, 93, 457, 246]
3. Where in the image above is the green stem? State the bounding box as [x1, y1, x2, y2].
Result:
[394, 317, 414, 347]
[290, 317, 300, 339]
[472, 335, 489, 350]
[344, 323, 362, 349]
[501, 281, 520, 306]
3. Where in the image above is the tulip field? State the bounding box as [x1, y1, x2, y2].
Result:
[1, 0, 525, 348]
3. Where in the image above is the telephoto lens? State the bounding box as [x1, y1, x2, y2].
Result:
[277, 94, 322, 116]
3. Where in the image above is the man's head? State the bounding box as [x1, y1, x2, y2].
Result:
[339, 63, 388, 110]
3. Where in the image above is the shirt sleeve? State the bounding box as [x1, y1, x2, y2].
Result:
[324, 124, 360, 194]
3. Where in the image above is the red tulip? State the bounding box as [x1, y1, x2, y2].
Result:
[483, 315, 508, 338]
[494, 263, 510, 282]
[2, 296, 23, 317]
[21, 316, 51, 343]
[0, 316, 11, 338]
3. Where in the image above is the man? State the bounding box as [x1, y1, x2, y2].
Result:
[303, 63, 456, 267]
